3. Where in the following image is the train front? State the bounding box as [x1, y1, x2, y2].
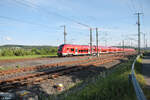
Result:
[57, 44, 64, 57]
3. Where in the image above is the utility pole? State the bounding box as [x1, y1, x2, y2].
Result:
[90, 28, 92, 56]
[143, 33, 145, 49]
[63, 25, 67, 44]
[122, 40, 125, 56]
[146, 39, 147, 48]
[135, 12, 143, 54]
[131, 40, 133, 48]
[96, 28, 99, 57]
[104, 40, 107, 47]
[104, 32, 107, 47]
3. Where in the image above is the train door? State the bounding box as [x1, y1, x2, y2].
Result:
[100, 48, 101, 53]
[75, 48, 78, 55]
[67, 48, 69, 54]
[88, 49, 90, 55]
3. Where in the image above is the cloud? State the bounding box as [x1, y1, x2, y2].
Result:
[3, 36, 12, 41]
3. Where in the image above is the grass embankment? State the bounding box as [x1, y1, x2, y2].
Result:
[59, 56, 146, 100]
[0, 54, 57, 60]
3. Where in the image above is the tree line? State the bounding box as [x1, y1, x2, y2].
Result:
[0, 48, 57, 56]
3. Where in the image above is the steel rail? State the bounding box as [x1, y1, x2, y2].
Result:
[0, 54, 123, 76]
[0, 56, 123, 91]
[130, 55, 147, 100]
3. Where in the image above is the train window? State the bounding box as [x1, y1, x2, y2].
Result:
[71, 48, 74, 51]
[75, 48, 78, 52]
[58, 45, 64, 51]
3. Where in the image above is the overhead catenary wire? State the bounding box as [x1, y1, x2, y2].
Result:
[5, 0, 138, 48]
[137, 0, 144, 13]
[132, 0, 144, 13]
[12, 0, 91, 29]
[0, 15, 60, 30]
[125, 0, 142, 14]
[12, 0, 97, 53]
[129, 0, 144, 13]
[130, 0, 138, 12]
[9, 0, 126, 35]
[125, 0, 136, 13]
[0, 1, 61, 30]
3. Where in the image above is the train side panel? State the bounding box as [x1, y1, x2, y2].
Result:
[57, 44, 136, 56]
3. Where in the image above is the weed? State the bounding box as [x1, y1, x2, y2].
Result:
[16, 65, 21, 68]
[40, 56, 149, 100]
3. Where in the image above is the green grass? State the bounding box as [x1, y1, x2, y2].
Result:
[0, 66, 14, 71]
[62, 59, 137, 100]
[0, 54, 57, 60]
[51, 55, 147, 100]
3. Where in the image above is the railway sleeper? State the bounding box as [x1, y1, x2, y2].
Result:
[0, 58, 90, 76]
[0, 56, 124, 88]
[0, 56, 111, 77]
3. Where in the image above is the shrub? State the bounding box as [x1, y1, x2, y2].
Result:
[0, 47, 57, 57]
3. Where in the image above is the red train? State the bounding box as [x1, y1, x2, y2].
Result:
[57, 44, 135, 57]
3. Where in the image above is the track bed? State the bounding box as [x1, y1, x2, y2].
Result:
[0, 52, 136, 99]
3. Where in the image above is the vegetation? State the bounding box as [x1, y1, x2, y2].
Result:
[61, 57, 136, 100]
[44, 55, 148, 100]
[0, 45, 58, 58]
[0, 55, 56, 60]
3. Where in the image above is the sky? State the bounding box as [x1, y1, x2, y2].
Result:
[0, 0, 150, 47]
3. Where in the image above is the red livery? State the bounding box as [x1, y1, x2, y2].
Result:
[57, 44, 135, 57]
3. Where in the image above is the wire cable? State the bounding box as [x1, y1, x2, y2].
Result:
[13, 0, 91, 28]
[0, 15, 59, 29]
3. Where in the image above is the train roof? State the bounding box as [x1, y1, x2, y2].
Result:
[58, 44, 135, 50]
[59, 44, 108, 48]
[60, 44, 89, 46]
[59, 44, 89, 48]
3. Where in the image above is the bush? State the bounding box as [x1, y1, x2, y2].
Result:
[31, 48, 41, 55]
[1, 49, 14, 56]
[0, 47, 57, 57]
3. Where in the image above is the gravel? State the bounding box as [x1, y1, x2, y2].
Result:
[0, 56, 88, 69]
[5, 59, 123, 100]
[0, 55, 129, 100]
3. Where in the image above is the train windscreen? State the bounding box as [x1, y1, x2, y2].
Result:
[58, 45, 64, 51]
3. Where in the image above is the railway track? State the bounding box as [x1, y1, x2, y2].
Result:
[0, 53, 112, 63]
[0, 52, 127, 64]
[0, 53, 125, 76]
[0, 52, 136, 91]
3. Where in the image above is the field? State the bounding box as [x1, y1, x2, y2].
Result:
[0, 45, 57, 60]
[0, 54, 57, 60]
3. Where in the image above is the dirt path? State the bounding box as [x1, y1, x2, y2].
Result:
[142, 56, 150, 87]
